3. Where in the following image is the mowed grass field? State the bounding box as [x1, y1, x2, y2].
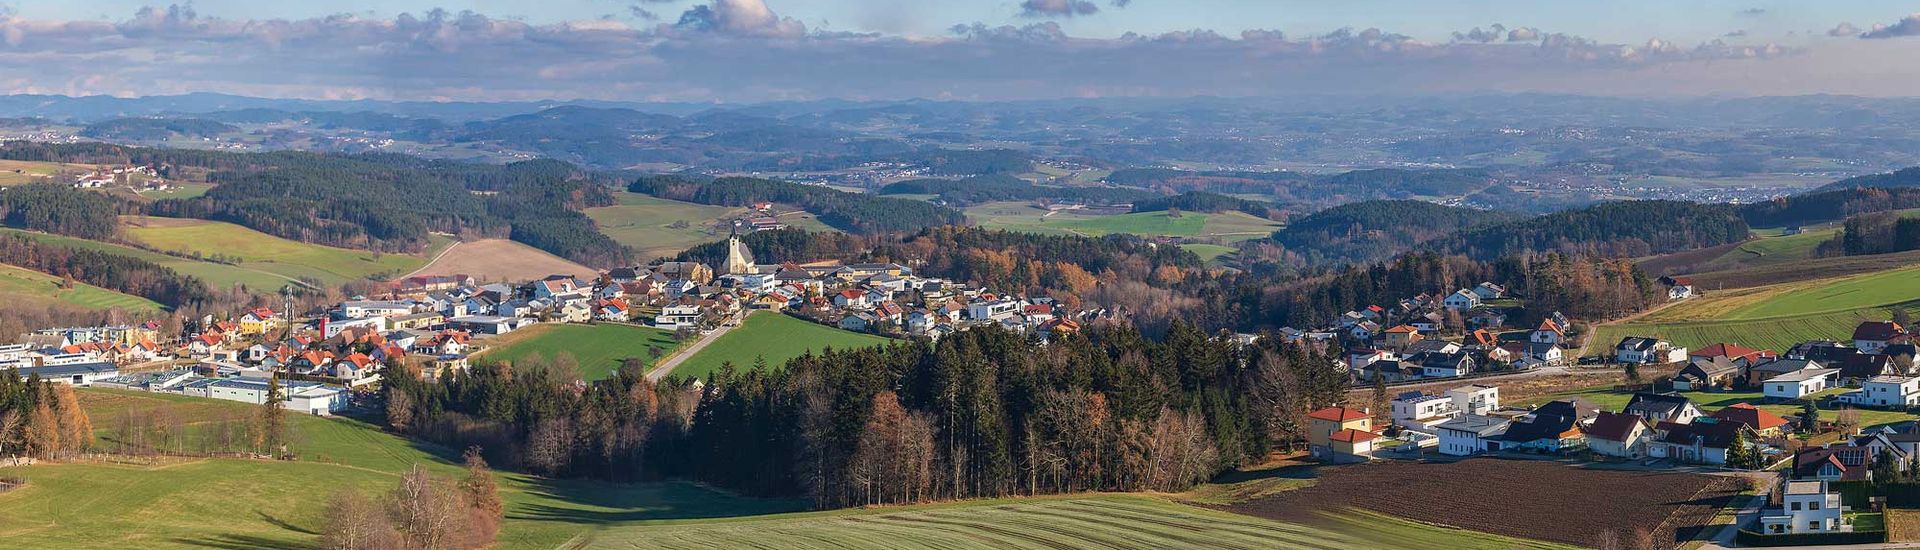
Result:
[672, 312, 892, 380]
[476, 323, 684, 380]
[588, 192, 839, 261]
[0, 159, 96, 186]
[966, 201, 1280, 241]
[122, 216, 445, 286]
[573, 496, 1571, 550]
[0, 263, 164, 312]
[0, 227, 296, 291]
[0, 388, 810, 550]
[1594, 264, 1920, 353]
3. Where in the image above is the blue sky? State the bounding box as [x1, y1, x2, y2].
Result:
[0, 1, 1916, 101]
[15, 0, 1909, 42]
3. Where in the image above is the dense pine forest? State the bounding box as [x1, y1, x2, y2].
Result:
[1269, 199, 1524, 265]
[386, 323, 1345, 508]
[1129, 191, 1282, 219]
[630, 175, 968, 234]
[1440, 200, 1750, 259]
[0, 184, 136, 240]
[1740, 187, 1920, 229]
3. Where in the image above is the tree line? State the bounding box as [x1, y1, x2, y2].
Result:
[0, 183, 136, 240]
[0, 142, 631, 268]
[1130, 191, 1282, 220]
[0, 371, 93, 462]
[879, 175, 1155, 206]
[0, 233, 212, 308]
[384, 323, 1347, 509]
[1821, 211, 1920, 257]
[630, 175, 968, 234]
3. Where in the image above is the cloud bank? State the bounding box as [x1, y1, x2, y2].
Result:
[0, 2, 1878, 103]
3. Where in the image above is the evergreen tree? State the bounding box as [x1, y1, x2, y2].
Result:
[259, 375, 286, 456]
[1799, 401, 1820, 433]
[1725, 431, 1753, 470]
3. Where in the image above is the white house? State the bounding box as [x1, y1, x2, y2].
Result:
[1447, 384, 1501, 416]
[1390, 392, 1460, 432]
[653, 305, 702, 330]
[446, 315, 525, 336]
[1759, 481, 1845, 535]
[1434, 415, 1510, 456]
[967, 299, 1021, 321]
[1442, 289, 1480, 311]
[1614, 337, 1685, 365]
[339, 300, 415, 319]
[1764, 368, 1839, 400]
[1473, 282, 1506, 301]
[1848, 375, 1920, 408]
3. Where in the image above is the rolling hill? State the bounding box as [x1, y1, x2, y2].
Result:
[0, 263, 164, 312]
[121, 216, 448, 286]
[1592, 264, 1920, 353]
[669, 312, 892, 381]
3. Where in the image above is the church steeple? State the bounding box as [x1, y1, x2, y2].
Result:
[723, 219, 755, 275]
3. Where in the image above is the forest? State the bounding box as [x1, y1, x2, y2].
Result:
[1269, 199, 1522, 265]
[0, 143, 631, 267]
[1740, 186, 1920, 229]
[629, 175, 967, 234]
[1823, 211, 1920, 256]
[0, 371, 92, 462]
[1129, 191, 1282, 220]
[385, 322, 1347, 508]
[0, 183, 132, 240]
[0, 233, 212, 309]
[1440, 200, 1750, 259]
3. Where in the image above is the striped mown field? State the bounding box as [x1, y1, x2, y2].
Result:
[570, 496, 1572, 550]
[1595, 263, 1920, 353]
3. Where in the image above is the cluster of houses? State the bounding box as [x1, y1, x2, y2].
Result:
[70, 164, 162, 189]
[1323, 281, 1579, 385]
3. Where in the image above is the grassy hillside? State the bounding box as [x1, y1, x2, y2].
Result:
[0, 388, 808, 550]
[477, 323, 684, 380]
[0, 227, 294, 291]
[588, 192, 838, 261]
[1, 389, 1573, 550]
[0, 159, 98, 186]
[122, 216, 445, 286]
[0, 263, 164, 312]
[1593, 264, 1920, 353]
[672, 312, 892, 381]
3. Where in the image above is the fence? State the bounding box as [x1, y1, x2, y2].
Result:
[1735, 527, 1886, 547]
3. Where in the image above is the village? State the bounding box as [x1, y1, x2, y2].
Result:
[0, 230, 1090, 413]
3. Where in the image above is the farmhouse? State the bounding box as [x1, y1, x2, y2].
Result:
[1763, 368, 1838, 400]
[1664, 276, 1694, 300]
[1759, 481, 1844, 535]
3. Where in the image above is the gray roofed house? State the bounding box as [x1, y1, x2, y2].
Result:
[1623, 393, 1704, 424]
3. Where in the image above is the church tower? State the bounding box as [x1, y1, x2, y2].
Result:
[723, 220, 756, 275]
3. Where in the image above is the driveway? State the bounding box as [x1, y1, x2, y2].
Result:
[645, 316, 741, 382]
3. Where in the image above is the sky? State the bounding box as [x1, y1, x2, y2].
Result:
[1, 1, 1918, 103]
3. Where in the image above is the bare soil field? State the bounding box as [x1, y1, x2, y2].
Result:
[398, 239, 593, 282]
[1222, 458, 1740, 550]
[1669, 249, 1920, 290]
[1636, 240, 1747, 277]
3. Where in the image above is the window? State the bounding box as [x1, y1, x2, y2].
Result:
[1810, 502, 1819, 510]
[1791, 502, 1801, 510]
[1809, 521, 1819, 530]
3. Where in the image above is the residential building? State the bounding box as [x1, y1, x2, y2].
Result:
[1447, 384, 1500, 416]
[1843, 375, 1920, 408]
[1495, 400, 1589, 453]
[1854, 321, 1907, 355]
[1615, 336, 1684, 365]
[1390, 392, 1459, 432]
[1749, 358, 1822, 387]
[1586, 411, 1651, 458]
[1442, 289, 1479, 311]
[1624, 393, 1704, 425]
[1759, 480, 1845, 535]
[1671, 356, 1741, 391]
[1306, 406, 1372, 461]
[1650, 419, 1746, 465]
[1434, 415, 1510, 456]
[1708, 403, 1791, 437]
[1764, 368, 1838, 400]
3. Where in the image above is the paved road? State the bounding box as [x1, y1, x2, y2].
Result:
[646, 318, 740, 382]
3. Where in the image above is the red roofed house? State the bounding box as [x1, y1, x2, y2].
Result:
[833, 289, 870, 309]
[1855, 321, 1909, 354]
[1690, 342, 1776, 367]
[1307, 406, 1374, 461]
[1381, 325, 1422, 349]
[1326, 428, 1380, 462]
[1709, 402, 1791, 436]
[1529, 319, 1565, 346]
[1586, 411, 1651, 458]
